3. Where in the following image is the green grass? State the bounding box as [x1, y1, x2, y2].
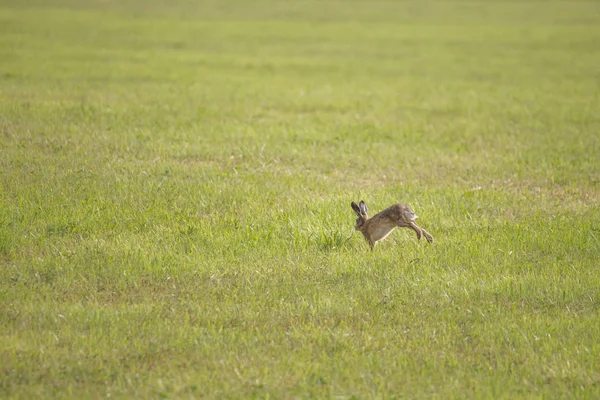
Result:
[1, 0, 600, 398]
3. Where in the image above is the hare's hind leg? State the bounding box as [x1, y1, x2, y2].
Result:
[420, 228, 434, 243]
[408, 221, 434, 243]
[407, 221, 423, 240]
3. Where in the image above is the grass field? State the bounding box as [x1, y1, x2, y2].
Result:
[1, 0, 600, 398]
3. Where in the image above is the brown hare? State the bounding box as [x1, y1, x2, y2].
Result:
[351, 200, 434, 250]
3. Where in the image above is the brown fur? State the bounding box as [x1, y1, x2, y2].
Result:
[351, 201, 434, 250]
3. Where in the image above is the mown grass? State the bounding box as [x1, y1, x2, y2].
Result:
[1, 0, 599, 398]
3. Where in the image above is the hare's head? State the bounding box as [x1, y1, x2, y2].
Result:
[351, 201, 368, 230]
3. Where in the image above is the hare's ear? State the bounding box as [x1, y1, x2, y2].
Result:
[351, 202, 361, 216]
[359, 201, 368, 215]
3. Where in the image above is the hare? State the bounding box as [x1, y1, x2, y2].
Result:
[351, 200, 434, 250]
